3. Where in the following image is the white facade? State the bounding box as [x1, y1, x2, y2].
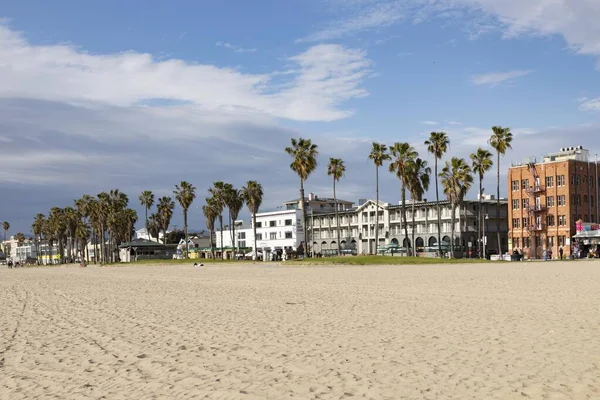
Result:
[216, 209, 305, 255]
[134, 227, 165, 242]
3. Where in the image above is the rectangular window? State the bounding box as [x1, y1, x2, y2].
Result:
[547, 236, 555, 248]
[547, 215, 555, 227]
[285, 219, 292, 226]
[591, 196, 595, 207]
[571, 174, 575, 185]
[522, 198, 529, 208]
[512, 218, 520, 228]
[558, 195, 566, 206]
[547, 196, 555, 207]
[558, 215, 567, 226]
[513, 237, 520, 248]
[238, 241, 246, 248]
[558, 236, 566, 246]
[269, 220, 276, 227]
[522, 217, 528, 227]
[545, 176, 554, 188]
[557, 175, 565, 187]
[238, 232, 246, 239]
[256, 233, 262, 240]
[511, 180, 519, 191]
[521, 179, 529, 190]
[512, 199, 520, 210]
[523, 237, 531, 248]
[269, 232, 277, 240]
[285, 231, 293, 239]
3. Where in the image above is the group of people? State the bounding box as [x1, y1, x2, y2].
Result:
[511, 246, 566, 261]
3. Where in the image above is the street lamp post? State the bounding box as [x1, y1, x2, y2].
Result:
[483, 213, 489, 259]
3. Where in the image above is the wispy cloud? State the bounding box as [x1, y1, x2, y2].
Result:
[215, 41, 257, 53]
[579, 97, 600, 111]
[0, 24, 370, 122]
[471, 70, 533, 87]
[297, 2, 404, 42]
[421, 120, 438, 125]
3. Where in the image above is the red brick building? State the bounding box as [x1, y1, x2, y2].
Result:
[507, 146, 599, 259]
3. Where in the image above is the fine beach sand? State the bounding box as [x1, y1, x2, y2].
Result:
[1, 262, 599, 399]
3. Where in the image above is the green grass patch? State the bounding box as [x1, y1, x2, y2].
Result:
[128, 258, 254, 265]
[289, 255, 491, 266]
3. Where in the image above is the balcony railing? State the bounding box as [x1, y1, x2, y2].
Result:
[526, 185, 545, 194]
[527, 224, 545, 232]
[528, 204, 547, 213]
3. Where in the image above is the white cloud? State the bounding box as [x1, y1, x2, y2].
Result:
[579, 97, 600, 111]
[471, 70, 533, 87]
[215, 41, 257, 53]
[0, 24, 370, 122]
[297, 1, 405, 42]
[421, 120, 438, 125]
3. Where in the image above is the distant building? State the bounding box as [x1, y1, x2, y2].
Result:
[310, 198, 508, 256]
[508, 146, 600, 258]
[134, 227, 166, 242]
[176, 234, 213, 259]
[118, 239, 176, 262]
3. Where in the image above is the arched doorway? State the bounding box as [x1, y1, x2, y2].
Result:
[402, 238, 411, 248]
[321, 241, 328, 250]
[428, 237, 437, 247]
[331, 241, 337, 250]
[416, 237, 424, 248]
[391, 238, 399, 245]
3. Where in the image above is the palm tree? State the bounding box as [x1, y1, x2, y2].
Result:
[75, 222, 91, 262]
[32, 213, 46, 264]
[139, 190, 155, 241]
[425, 131, 450, 257]
[15, 232, 26, 246]
[327, 158, 346, 256]
[157, 196, 175, 244]
[470, 148, 494, 258]
[389, 142, 417, 255]
[440, 157, 473, 258]
[209, 181, 227, 258]
[489, 126, 513, 255]
[242, 181, 263, 260]
[225, 186, 244, 257]
[123, 208, 138, 243]
[148, 213, 161, 244]
[368, 142, 391, 255]
[285, 138, 319, 257]
[2, 221, 9, 243]
[63, 207, 80, 262]
[202, 198, 219, 259]
[407, 158, 431, 256]
[174, 181, 196, 258]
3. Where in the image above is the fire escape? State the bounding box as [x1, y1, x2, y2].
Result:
[525, 159, 546, 258]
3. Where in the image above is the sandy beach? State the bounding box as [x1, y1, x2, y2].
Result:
[1, 262, 599, 399]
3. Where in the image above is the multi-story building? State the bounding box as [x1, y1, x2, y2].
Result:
[310, 197, 507, 256]
[216, 209, 305, 259]
[217, 194, 508, 258]
[507, 146, 599, 258]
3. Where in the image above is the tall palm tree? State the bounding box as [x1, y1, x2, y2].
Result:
[75, 222, 91, 262]
[157, 196, 175, 244]
[75, 194, 94, 262]
[32, 213, 46, 264]
[242, 181, 263, 260]
[389, 142, 417, 255]
[440, 157, 473, 258]
[368, 142, 390, 255]
[285, 138, 319, 257]
[15, 232, 26, 246]
[202, 198, 219, 259]
[209, 181, 227, 258]
[148, 213, 161, 244]
[139, 190, 155, 241]
[225, 186, 244, 257]
[470, 148, 494, 258]
[174, 181, 196, 258]
[63, 206, 80, 262]
[425, 131, 450, 257]
[2, 221, 9, 243]
[327, 158, 346, 256]
[407, 158, 431, 256]
[489, 126, 513, 255]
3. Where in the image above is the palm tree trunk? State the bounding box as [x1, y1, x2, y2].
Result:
[184, 209, 189, 258]
[478, 174, 483, 258]
[496, 152, 501, 255]
[231, 215, 236, 260]
[300, 178, 308, 257]
[435, 158, 442, 257]
[375, 165, 379, 255]
[209, 228, 215, 259]
[402, 184, 409, 256]
[252, 212, 258, 261]
[145, 207, 149, 241]
[334, 178, 341, 256]
[411, 199, 416, 258]
[219, 215, 224, 259]
[450, 202, 456, 258]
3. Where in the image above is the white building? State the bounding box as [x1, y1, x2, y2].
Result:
[134, 227, 165, 242]
[216, 209, 305, 258]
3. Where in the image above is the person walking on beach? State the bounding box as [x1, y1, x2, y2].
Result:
[548, 248, 553, 260]
[559, 247, 564, 260]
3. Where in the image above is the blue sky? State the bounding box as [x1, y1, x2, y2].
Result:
[1, 0, 599, 233]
